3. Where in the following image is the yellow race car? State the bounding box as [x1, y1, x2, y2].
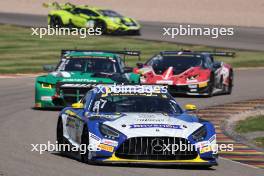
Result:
[43, 2, 141, 35]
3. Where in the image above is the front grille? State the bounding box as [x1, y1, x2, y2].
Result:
[56, 82, 95, 105]
[115, 137, 198, 160]
[59, 87, 89, 104]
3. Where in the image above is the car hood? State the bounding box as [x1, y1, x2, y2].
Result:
[103, 113, 202, 138]
[36, 71, 116, 84]
[140, 66, 211, 85]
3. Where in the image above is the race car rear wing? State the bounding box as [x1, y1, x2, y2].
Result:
[161, 50, 235, 57]
[198, 51, 235, 57]
[43, 2, 75, 10]
[61, 49, 141, 62]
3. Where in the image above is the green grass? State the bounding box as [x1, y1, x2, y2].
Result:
[1, 24, 264, 73]
[235, 115, 264, 133]
[254, 137, 264, 148]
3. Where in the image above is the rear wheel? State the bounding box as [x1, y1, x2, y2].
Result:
[226, 71, 233, 94]
[81, 125, 90, 163]
[50, 16, 63, 28]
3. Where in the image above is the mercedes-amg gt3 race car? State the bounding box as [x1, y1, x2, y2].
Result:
[35, 50, 140, 108]
[43, 2, 141, 35]
[134, 51, 235, 96]
[56, 84, 218, 166]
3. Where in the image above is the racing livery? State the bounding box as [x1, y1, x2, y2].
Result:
[35, 50, 140, 108]
[133, 51, 234, 96]
[57, 85, 218, 166]
[43, 2, 141, 35]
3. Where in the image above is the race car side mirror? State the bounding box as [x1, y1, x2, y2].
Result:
[71, 102, 84, 109]
[43, 65, 56, 72]
[185, 104, 197, 111]
[136, 63, 144, 68]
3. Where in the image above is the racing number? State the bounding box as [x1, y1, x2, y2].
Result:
[92, 99, 107, 113]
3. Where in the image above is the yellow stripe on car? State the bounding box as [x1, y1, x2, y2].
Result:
[105, 153, 208, 163]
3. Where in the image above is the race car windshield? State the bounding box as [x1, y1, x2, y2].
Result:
[91, 95, 182, 114]
[57, 58, 117, 73]
[152, 56, 203, 75]
[98, 10, 123, 17]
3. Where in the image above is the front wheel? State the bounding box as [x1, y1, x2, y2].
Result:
[57, 116, 67, 155]
[95, 21, 107, 34]
[207, 74, 214, 97]
[226, 71, 233, 94]
[80, 125, 90, 163]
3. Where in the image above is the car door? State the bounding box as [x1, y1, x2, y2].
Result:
[65, 91, 93, 144]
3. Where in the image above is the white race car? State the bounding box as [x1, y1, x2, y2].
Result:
[57, 85, 218, 166]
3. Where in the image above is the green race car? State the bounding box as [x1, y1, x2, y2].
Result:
[43, 2, 141, 35]
[35, 50, 140, 108]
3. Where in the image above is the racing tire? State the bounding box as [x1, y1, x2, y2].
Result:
[50, 16, 63, 28]
[49, 16, 56, 28]
[57, 116, 67, 155]
[81, 125, 90, 163]
[207, 74, 214, 97]
[95, 21, 107, 34]
[226, 70, 233, 95]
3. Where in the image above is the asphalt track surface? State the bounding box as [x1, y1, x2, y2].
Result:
[0, 12, 264, 51]
[0, 69, 264, 176]
[0, 12, 264, 176]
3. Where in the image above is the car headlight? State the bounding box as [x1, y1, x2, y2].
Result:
[99, 124, 120, 139]
[192, 125, 207, 142]
[41, 83, 53, 89]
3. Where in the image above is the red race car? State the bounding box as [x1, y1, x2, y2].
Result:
[134, 51, 235, 96]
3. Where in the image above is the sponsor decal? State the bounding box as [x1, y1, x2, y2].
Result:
[101, 139, 118, 147]
[136, 118, 165, 122]
[195, 141, 209, 149]
[209, 135, 216, 143]
[200, 145, 212, 154]
[130, 124, 182, 129]
[186, 79, 198, 83]
[98, 144, 114, 152]
[61, 83, 96, 88]
[61, 79, 97, 82]
[41, 96, 52, 101]
[89, 132, 101, 142]
[156, 80, 173, 85]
